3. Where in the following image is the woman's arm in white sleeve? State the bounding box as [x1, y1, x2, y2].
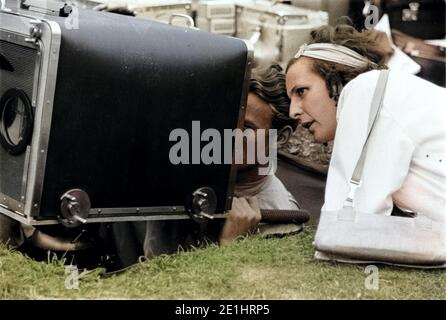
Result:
[356, 113, 415, 215]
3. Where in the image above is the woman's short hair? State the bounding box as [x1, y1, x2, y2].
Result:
[286, 17, 388, 102]
[249, 64, 297, 131]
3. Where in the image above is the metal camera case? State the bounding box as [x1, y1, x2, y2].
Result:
[0, 0, 253, 227]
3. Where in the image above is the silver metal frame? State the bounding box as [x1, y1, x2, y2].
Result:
[0, 8, 61, 224]
[25, 18, 61, 218]
[224, 39, 254, 211]
[0, 204, 228, 225]
[0, 16, 41, 213]
[0, 31, 43, 214]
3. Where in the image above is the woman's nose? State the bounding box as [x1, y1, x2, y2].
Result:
[289, 100, 303, 120]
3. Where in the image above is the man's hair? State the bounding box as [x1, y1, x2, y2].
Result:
[286, 17, 388, 102]
[249, 64, 297, 131]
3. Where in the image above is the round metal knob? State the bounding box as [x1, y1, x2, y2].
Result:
[186, 187, 217, 223]
[59, 189, 91, 228]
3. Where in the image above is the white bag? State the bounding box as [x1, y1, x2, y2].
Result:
[314, 70, 446, 268]
[315, 207, 446, 267]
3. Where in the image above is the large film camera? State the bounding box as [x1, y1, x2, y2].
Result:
[0, 0, 252, 228]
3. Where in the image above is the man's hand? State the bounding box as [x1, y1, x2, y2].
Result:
[219, 197, 262, 245]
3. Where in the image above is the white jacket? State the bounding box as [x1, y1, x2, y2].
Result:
[324, 70, 446, 223]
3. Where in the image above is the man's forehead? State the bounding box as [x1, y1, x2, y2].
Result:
[246, 94, 273, 123]
[247, 93, 272, 112]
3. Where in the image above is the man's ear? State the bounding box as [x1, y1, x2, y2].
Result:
[277, 125, 294, 147]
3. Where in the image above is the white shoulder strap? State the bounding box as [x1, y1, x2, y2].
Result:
[344, 70, 390, 207]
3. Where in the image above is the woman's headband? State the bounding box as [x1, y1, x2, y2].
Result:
[294, 43, 377, 69]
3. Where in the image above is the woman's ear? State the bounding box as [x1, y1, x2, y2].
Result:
[330, 83, 343, 104]
[277, 125, 294, 147]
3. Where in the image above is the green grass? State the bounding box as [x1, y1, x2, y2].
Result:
[0, 227, 445, 299]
